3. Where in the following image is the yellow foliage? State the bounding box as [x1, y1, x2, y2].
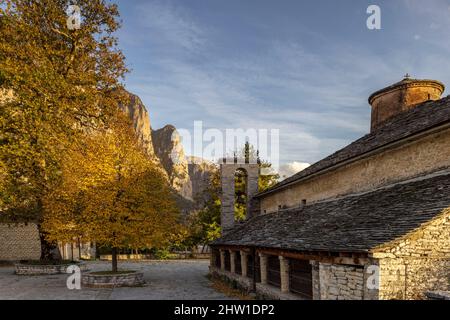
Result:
[42, 113, 180, 249]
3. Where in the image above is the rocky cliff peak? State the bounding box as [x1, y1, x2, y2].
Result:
[152, 125, 193, 200]
[119, 91, 155, 158]
[120, 92, 216, 211]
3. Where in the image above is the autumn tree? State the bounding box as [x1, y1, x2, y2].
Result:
[43, 113, 180, 272]
[0, 0, 127, 260]
[182, 168, 221, 249]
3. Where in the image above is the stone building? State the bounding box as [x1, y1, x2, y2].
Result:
[210, 76, 450, 300]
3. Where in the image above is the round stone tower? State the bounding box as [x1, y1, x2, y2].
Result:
[368, 75, 445, 132]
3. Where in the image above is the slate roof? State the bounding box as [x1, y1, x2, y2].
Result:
[257, 96, 450, 198]
[213, 171, 450, 252]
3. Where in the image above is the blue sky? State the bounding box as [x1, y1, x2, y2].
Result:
[115, 0, 450, 168]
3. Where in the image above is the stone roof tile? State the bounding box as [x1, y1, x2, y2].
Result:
[213, 172, 450, 252]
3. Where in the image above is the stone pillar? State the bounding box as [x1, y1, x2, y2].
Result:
[210, 250, 215, 267]
[246, 172, 259, 219]
[241, 251, 248, 277]
[220, 250, 226, 271]
[310, 261, 321, 300]
[279, 256, 290, 293]
[259, 253, 268, 285]
[363, 260, 380, 300]
[230, 251, 236, 274]
[220, 170, 236, 233]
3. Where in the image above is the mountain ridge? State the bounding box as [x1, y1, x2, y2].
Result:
[120, 90, 216, 211]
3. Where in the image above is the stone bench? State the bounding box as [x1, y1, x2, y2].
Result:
[425, 291, 450, 300]
[15, 262, 88, 275]
[82, 271, 145, 288]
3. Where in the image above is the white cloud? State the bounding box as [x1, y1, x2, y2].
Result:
[278, 162, 311, 180]
[124, 0, 450, 167]
[134, 1, 205, 51]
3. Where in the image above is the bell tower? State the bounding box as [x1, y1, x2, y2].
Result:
[220, 158, 259, 234]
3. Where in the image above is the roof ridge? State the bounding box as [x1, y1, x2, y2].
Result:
[257, 96, 450, 197]
[312, 168, 450, 206]
[213, 170, 450, 252]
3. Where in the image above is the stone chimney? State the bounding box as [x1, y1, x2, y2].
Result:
[368, 75, 445, 131]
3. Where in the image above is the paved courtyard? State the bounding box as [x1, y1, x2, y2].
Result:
[0, 260, 232, 300]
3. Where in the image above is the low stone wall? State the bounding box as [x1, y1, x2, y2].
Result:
[316, 263, 365, 300]
[100, 254, 153, 261]
[100, 253, 211, 261]
[210, 267, 299, 300]
[15, 262, 88, 275]
[82, 272, 145, 288]
[425, 291, 450, 300]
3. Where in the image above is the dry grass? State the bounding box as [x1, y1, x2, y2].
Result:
[209, 276, 255, 300]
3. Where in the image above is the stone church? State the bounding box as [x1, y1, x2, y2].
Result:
[210, 76, 450, 300]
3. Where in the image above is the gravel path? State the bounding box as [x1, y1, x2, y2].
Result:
[0, 260, 232, 300]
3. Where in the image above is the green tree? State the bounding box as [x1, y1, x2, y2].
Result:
[234, 142, 279, 218]
[0, 0, 127, 260]
[186, 142, 279, 246]
[183, 167, 221, 248]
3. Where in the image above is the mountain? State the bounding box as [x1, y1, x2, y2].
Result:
[121, 90, 216, 210]
[119, 91, 156, 159]
[188, 156, 217, 204]
[152, 125, 193, 200]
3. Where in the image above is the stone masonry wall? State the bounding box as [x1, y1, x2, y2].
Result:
[315, 263, 365, 300]
[0, 223, 41, 261]
[370, 82, 443, 131]
[221, 162, 259, 232]
[260, 128, 450, 213]
[373, 211, 450, 300]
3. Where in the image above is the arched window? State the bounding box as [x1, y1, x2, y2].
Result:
[234, 168, 248, 221]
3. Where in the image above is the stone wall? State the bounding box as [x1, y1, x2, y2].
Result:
[82, 272, 145, 288]
[315, 263, 365, 300]
[311, 262, 321, 300]
[210, 267, 299, 300]
[15, 262, 88, 275]
[260, 127, 450, 213]
[373, 211, 450, 300]
[369, 80, 444, 131]
[0, 223, 41, 261]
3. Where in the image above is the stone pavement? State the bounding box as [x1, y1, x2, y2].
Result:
[0, 260, 232, 300]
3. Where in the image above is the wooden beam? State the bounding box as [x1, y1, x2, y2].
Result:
[256, 248, 368, 266]
[212, 245, 369, 266]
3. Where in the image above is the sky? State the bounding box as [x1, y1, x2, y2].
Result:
[114, 0, 450, 175]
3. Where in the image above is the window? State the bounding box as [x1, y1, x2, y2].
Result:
[235, 251, 242, 275]
[247, 254, 261, 282]
[267, 255, 281, 288]
[289, 259, 313, 299]
[224, 251, 231, 271]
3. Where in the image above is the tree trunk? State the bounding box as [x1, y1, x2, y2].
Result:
[78, 238, 82, 260]
[37, 197, 62, 262]
[38, 225, 62, 262]
[111, 247, 118, 273]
